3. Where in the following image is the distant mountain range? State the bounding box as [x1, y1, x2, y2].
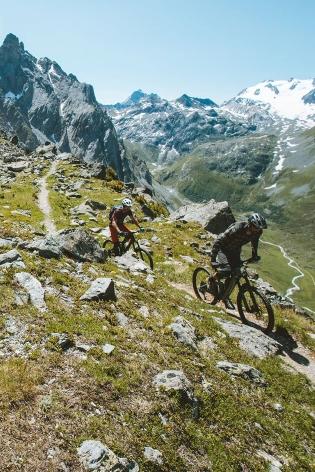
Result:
[104, 90, 255, 161]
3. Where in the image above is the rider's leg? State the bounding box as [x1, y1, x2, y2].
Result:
[119, 224, 133, 250]
[221, 253, 242, 308]
[109, 225, 120, 255]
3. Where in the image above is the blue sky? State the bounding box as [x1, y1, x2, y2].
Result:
[1, 0, 314, 104]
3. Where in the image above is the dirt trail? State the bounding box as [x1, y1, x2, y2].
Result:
[171, 280, 315, 384]
[38, 160, 57, 233]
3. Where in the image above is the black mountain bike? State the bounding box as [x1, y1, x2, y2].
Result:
[192, 258, 274, 333]
[103, 230, 154, 270]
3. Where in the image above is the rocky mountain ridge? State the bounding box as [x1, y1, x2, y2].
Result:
[105, 90, 255, 162]
[0, 33, 152, 185]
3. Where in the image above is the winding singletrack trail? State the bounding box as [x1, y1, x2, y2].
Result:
[171, 280, 315, 384]
[38, 160, 57, 234]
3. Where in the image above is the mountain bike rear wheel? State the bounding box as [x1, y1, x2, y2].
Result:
[135, 247, 154, 270]
[237, 286, 274, 333]
[192, 267, 219, 304]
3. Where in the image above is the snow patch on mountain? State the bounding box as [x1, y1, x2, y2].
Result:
[223, 79, 315, 128]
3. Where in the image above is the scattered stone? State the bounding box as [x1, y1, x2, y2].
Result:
[14, 272, 46, 311]
[102, 344, 115, 355]
[139, 305, 150, 318]
[11, 209, 31, 217]
[115, 252, 150, 274]
[272, 403, 284, 412]
[0, 316, 29, 358]
[180, 255, 194, 264]
[76, 343, 92, 353]
[77, 440, 139, 471]
[14, 290, 30, 306]
[0, 238, 15, 248]
[151, 235, 161, 243]
[217, 361, 267, 385]
[197, 336, 216, 356]
[257, 450, 285, 471]
[7, 161, 28, 172]
[115, 312, 129, 327]
[0, 249, 25, 269]
[143, 447, 163, 466]
[153, 370, 191, 392]
[169, 316, 197, 349]
[215, 318, 281, 358]
[201, 376, 212, 394]
[146, 273, 155, 284]
[49, 333, 74, 351]
[80, 278, 116, 302]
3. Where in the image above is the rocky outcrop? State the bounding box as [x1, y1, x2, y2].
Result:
[170, 200, 235, 234]
[14, 272, 46, 311]
[77, 440, 139, 471]
[215, 318, 281, 358]
[80, 278, 116, 302]
[217, 361, 267, 386]
[22, 228, 105, 262]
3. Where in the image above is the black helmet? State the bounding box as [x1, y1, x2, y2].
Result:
[248, 213, 267, 229]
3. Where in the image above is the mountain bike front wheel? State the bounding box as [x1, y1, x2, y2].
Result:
[192, 267, 219, 304]
[135, 247, 154, 270]
[237, 286, 275, 333]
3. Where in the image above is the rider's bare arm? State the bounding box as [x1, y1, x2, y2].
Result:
[251, 232, 262, 258]
[131, 212, 141, 229]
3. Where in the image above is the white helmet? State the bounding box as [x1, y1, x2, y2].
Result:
[122, 198, 132, 207]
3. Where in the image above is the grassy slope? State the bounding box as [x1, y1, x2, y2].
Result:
[0, 157, 314, 471]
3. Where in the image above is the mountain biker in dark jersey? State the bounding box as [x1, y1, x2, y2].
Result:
[210, 213, 267, 308]
[109, 198, 142, 255]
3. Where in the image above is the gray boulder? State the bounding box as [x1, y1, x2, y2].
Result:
[217, 361, 266, 385]
[143, 447, 163, 465]
[0, 249, 25, 269]
[115, 252, 150, 273]
[170, 200, 235, 234]
[77, 439, 139, 471]
[23, 229, 105, 262]
[80, 278, 116, 301]
[14, 272, 46, 311]
[153, 370, 191, 392]
[153, 370, 199, 418]
[197, 336, 216, 356]
[169, 316, 197, 349]
[215, 318, 281, 358]
[257, 450, 284, 472]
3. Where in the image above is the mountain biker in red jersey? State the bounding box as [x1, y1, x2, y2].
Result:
[109, 198, 142, 255]
[210, 213, 267, 309]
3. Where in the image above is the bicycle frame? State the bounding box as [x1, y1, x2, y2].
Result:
[219, 261, 259, 311]
[120, 232, 140, 254]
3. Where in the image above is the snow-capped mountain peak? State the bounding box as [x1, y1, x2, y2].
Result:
[223, 78, 315, 128]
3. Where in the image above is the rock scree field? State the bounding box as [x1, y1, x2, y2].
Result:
[0, 133, 314, 471]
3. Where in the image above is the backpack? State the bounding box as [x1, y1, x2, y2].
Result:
[109, 205, 122, 222]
